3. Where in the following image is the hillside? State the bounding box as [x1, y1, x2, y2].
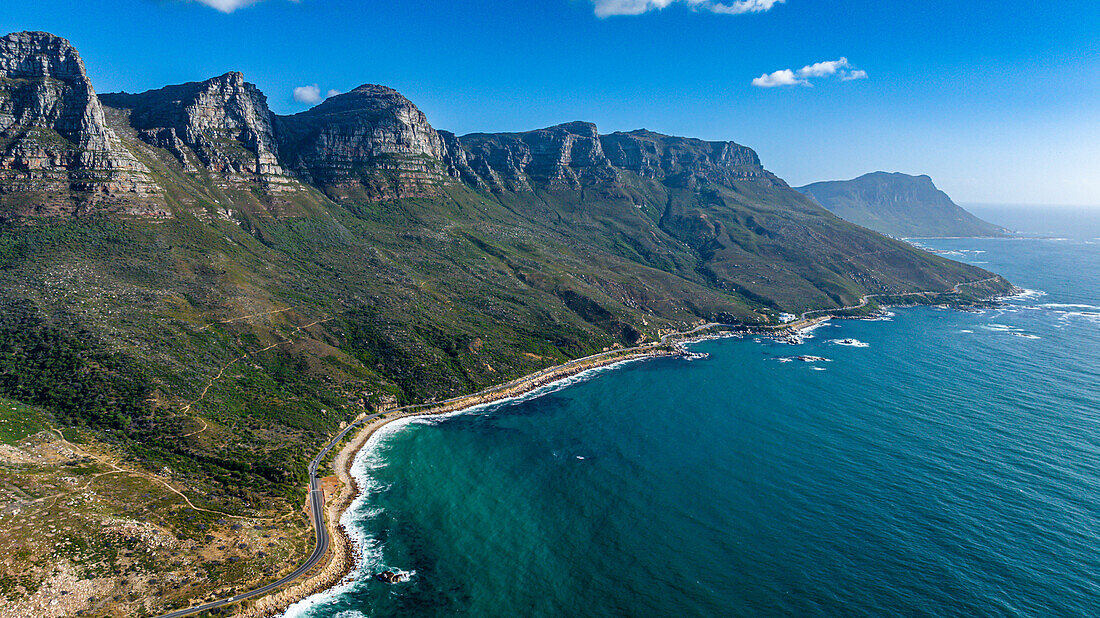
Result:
[796, 172, 1009, 237]
[0, 31, 1014, 614]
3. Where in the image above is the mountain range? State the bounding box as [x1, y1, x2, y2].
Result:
[796, 172, 1009, 238]
[0, 30, 1012, 614]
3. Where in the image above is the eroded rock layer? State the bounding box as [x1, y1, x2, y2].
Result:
[101, 72, 297, 190]
[0, 31, 160, 217]
[275, 84, 450, 201]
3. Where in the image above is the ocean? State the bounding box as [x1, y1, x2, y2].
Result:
[285, 208, 1100, 617]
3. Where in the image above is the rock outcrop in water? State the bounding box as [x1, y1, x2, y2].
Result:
[0, 31, 159, 217]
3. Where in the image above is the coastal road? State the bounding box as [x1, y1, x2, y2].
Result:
[155, 414, 380, 618]
[154, 329, 719, 617]
[798, 277, 1004, 322]
[154, 279, 1004, 616]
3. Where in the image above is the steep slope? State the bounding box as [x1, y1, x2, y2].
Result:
[0, 31, 1015, 614]
[100, 72, 297, 190]
[275, 84, 450, 201]
[796, 171, 1008, 237]
[0, 31, 161, 218]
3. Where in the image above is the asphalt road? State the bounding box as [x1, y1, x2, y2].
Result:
[153, 328, 720, 617]
[155, 413, 380, 618]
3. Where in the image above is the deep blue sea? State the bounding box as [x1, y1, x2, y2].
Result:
[286, 209, 1100, 617]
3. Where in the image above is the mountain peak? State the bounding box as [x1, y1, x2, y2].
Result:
[100, 70, 288, 183]
[1, 30, 85, 84]
[0, 30, 159, 217]
[796, 173, 1007, 237]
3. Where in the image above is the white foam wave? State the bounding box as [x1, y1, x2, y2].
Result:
[1006, 288, 1047, 302]
[1041, 303, 1100, 311]
[828, 339, 870, 348]
[283, 358, 649, 616]
[1059, 311, 1100, 325]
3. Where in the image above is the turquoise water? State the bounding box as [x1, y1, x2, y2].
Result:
[286, 229, 1100, 616]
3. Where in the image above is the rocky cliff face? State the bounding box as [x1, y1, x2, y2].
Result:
[440, 124, 780, 194]
[276, 84, 450, 201]
[0, 31, 159, 217]
[100, 73, 295, 189]
[600, 129, 779, 187]
[448, 122, 617, 192]
[0, 30, 786, 215]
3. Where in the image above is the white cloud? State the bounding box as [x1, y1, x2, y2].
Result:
[797, 57, 849, 78]
[191, 0, 299, 13]
[592, 0, 783, 18]
[192, 0, 262, 12]
[292, 85, 340, 105]
[752, 57, 868, 87]
[293, 84, 322, 105]
[752, 69, 803, 88]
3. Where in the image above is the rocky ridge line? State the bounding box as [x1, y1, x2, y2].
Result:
[0, 31, 161, 217]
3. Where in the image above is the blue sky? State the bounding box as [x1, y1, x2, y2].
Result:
[5, 0, 1099, 205]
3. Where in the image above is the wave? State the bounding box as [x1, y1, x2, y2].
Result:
[1058, 311, 1100, 325]
[1041, 303, 1100, 311]
[828, 339, 870, 348]
[982, 323, 1042, 339]
[282, 358, 649, 617]
[1005, 288, 1047, 302]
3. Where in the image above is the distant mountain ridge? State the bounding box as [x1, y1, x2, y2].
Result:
[796, 172, 1009, 237]
[0, 30, 1015, 614]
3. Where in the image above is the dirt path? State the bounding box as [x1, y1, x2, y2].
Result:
[197, 307, 292, 331]
[48, 427, 261, 520]
[181, 316, 335, 424]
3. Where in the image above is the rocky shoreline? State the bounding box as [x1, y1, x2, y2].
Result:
[232, 290, 1007, 616]
[237, 344, 680, 617]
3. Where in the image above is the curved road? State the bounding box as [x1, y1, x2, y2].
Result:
[156, 413, 380, 618]
[153, 337, 701, 617]
[155, 279, 999, 616]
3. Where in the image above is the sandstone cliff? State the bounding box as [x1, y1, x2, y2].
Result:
[100, 72, 296, 190]
[275, 84, 450, 201]
[440, 123, 781, 194]
[0, 31, 160, 218]
[0, 30, 787, 216]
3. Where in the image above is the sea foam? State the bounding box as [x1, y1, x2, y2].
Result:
[282, 357, 650, 617]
